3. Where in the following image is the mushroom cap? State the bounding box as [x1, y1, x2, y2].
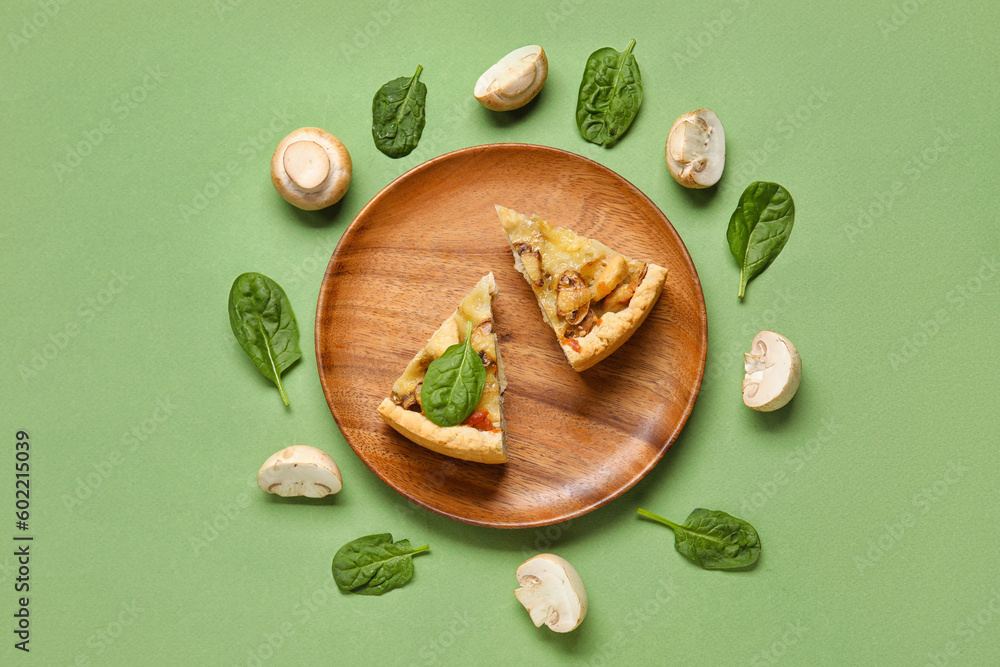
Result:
[256, 445, 343, 498]
[665, 108, 725, 189]
[742, 330, 801, 412]
[271, 127, 352, 210]
[474, 45, 548, 111]
[514, 553, 588, 633]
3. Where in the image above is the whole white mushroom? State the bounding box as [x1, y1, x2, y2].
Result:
[271, 127, 351, 210]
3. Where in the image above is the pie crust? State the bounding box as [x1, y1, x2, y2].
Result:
[376, 273, 507, 464]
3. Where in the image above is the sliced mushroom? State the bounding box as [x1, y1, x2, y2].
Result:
[514, 554, 588, 633]
[743, 331, 801, 412]
[514, 242, 544, 287]
[474, 45, 548, 111]
[471, 318, 493, 345]
[591, 254, 629, 301]
[470, 319, 496, 365]
[393, 379, 424, 411]
[400, 391, 420, 412]
[563, 310, 596, 339]
[256, 445, 342, 498]
[666, 108, 725, 189]
[604, 263, 647, 312]
[556, 271, 591, 324]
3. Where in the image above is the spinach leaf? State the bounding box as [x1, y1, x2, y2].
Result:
[727, 181, 795, 299]
[637, 508, 761, 570]
[576, 38, 643, 147]
[372, 64, 427, 158]
[332, 533, 430, 596]
[228, 272, 300, 407]
[421, 321, 486, 427]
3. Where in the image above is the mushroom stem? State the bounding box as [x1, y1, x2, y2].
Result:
[528, 604, 557, 628]
[283, 140, 331, 191]
[668, 118, 709, 163]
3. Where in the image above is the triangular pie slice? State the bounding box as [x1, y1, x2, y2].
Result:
[377, 273, 507, 464]
[496, 205, 667, 372]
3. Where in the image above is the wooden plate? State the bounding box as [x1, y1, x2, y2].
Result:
[316, 144, 706, 528]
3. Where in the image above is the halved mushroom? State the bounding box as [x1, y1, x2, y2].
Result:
[271, 127, 352, 210]
[563, 310, 596, 339]
[514, 554, 588, 633]
[666, 108, 725, 189]
[474, 45, 548, 111]
[556, 271, 591, 324]
[470, 319, 496, 366]
[256, 445, 342, 498]
[514, 242, 544, 287]
[413, 382, 423, 408]
[591, 254, 629, 301]
[743, 331, 801, 412]
[604, 263, 647, 312]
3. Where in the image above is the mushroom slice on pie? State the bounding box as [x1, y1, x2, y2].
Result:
[377, 273, 507, 464]
[496, 205, 667, 372]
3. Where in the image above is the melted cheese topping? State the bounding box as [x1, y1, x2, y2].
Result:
[498, 207, 644, 335]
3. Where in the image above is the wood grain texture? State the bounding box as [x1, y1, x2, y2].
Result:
[315, 144, 706, 528]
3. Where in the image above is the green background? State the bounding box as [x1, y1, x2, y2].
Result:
[3, 0, 998, 664]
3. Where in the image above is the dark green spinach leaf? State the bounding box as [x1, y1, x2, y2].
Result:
[727, 181, 795, 299]
[228, 272, 300, 406]
[637, 507, 761, 570]
[332, 533, 430, 596]
[372, 64, 427, 158]
[421, 321, 486, 427]
[576, 38, 643, 147]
